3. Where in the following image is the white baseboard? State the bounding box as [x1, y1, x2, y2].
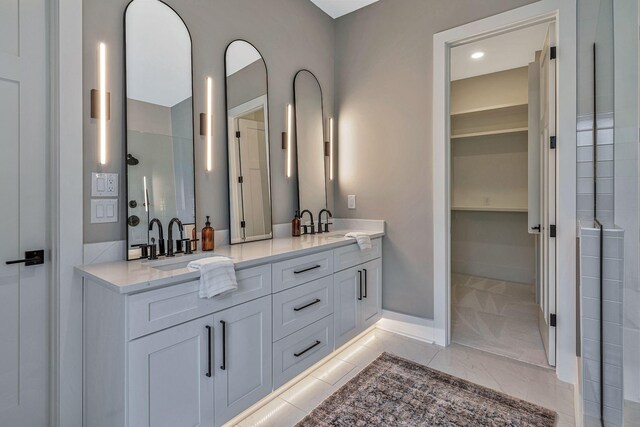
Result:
[376, 310, 440, 345]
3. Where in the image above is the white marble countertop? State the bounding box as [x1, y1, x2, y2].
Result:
[76, 229, 384, 295]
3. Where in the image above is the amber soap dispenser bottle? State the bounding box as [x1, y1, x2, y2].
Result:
[292, 210, 301, 237]
[202, 216, 214, 251]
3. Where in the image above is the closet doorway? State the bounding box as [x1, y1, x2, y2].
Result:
[447, 23, 557, 368]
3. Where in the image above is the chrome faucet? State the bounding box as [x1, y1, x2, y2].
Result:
[167, 218, 184, 257]
[148, 218, 165, 256]
[318, 209, 333, 233]
[300, 210, 315, 235]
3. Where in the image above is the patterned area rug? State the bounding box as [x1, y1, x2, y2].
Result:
[296, 353, 557, 427]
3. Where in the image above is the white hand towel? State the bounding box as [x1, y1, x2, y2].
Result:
[188, 256, 238, 298]
[345, 232, 372, 251]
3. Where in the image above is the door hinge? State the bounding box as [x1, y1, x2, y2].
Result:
[550, 313, 557, 327]
[550, 46, 556, 60]
[235, 131, 241, 138]
[238, 176, 243, 184]
[550, 136, 556, 149]
[549, 225, 556, 238]
[240, 221, 246, 228]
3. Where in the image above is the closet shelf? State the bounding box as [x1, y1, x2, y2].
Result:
[450, 127, 528, 139]
[451, 206, 527, 213]
[450, 102, 528, 116]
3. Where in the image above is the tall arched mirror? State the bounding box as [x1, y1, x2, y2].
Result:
[225, 40, 272, 244]
[124, 0, 195, 260]
[294, 70, 327, 217]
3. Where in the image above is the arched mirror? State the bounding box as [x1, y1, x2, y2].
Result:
[294, 70, 327, 218]
[225, 40, 272, 244]
[124, 0, 195, 260]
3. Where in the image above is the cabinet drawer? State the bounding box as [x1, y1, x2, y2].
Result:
[128, 264, 271, 340]
[273, 275, 333, 341]
[272, 250, 333, 293]
[333, 237, 382, 272]
[273, 315, 334, 389]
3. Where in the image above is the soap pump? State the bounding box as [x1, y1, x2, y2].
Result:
[292, 210, 301, 237]
[202, 216, 214, 251]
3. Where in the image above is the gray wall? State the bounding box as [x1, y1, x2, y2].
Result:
[227, 60, 267, 110]
[333, 0, 537, 319]
[83, 0, 335, 243]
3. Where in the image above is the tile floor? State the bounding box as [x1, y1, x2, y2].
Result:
[451, 273, 550, 368]
[234, 328, 575, 427]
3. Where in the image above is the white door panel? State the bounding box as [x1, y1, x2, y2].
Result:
[0, 0, 49, 425]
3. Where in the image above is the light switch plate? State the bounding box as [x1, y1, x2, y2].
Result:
[91, 199, 118, 223]
[92, 172, 118, 197]
[348, 195, 356, 209]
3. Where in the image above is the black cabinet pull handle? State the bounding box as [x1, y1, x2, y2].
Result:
[293, 298, 321, 312]
[363, 268, 368, 298]
[294, 264, 321, 274]
[6, 250, 44, 266]
[294, 340, 321, 357]
[357, 270, 363, 300]
[205, 325, 212, 377]
[220, 320, 227, 371]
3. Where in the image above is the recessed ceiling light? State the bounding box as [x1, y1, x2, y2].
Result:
[471, 51, 485, 60]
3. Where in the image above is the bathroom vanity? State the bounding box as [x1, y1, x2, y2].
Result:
[78, 230, 383, 427]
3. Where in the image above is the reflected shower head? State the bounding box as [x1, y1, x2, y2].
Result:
[127, 154, 139, 165]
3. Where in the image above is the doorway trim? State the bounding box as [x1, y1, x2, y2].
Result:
[431, 0, 576, 384]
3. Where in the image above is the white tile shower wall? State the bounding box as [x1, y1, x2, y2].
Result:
[576, 113, 615, 224]
[579, 223, 624, 426]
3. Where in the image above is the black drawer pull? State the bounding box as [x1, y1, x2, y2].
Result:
[205, 325, 212, 377]
[357, 270, 363, 300]
[294, 340, 321, 357]
[294, 264, 321, 274]
[220, 320, 227, 371]
[363, 268, 368, 298]
[293, 298, 321, 312]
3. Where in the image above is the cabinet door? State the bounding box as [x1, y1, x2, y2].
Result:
[213, 296, 272, 426]
[128, 316, 214, 427]
[334, 266, 361, 349]
[361, 258, 382, 328]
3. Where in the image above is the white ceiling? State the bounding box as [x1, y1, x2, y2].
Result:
[310, 0, 380, 19]
[226, 41, 262, 77]
[450, 23, 549, 81]
[125, 0, 192, 107]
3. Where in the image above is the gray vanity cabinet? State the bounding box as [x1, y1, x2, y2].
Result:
[361, 258, 382, 329]
[213, 296, 272, 426]
[334, 255, 383, 349]
[128, 315, 215, 427]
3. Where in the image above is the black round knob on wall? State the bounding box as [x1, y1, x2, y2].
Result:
[128, 215, 140, 227]
[129, 200, 137, 209]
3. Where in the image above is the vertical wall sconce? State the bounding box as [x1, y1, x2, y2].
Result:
[199, 77, 213, 172]
[282, 104, 293, 178]
[143, 176, 149, 212]
[90, 42, 109, 165]
[329, 118, 334, 180]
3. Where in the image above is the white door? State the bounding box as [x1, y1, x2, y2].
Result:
[334, 266, 361, 348]
[238, 117, 267, 238]
[538, 23, 557, 367]
[361, 259, 382, 329]
[128, 315, 215, 427]
[0, 0, 50, 425]
[214, 296, 272, 426]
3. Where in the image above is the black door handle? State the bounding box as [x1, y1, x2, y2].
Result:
[294, 340, 321, 357]
[531, 225, 541, 232]
[6, 250, 44, 266]
[205, 325, 212, 377]
[357, 270, 363, 301]
[293, 299, 321, 312]
[363, 268, 368, 298]
[294, 264, 321, 274]
[220, 320, 227, 371]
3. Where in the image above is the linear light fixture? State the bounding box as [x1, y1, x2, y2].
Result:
[286, 104, 292, 178]
[206, 77, 213, 172]
[143, 176, 149, 212]
[90, 42, 109, 165]
[329, 118, 334, 180]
